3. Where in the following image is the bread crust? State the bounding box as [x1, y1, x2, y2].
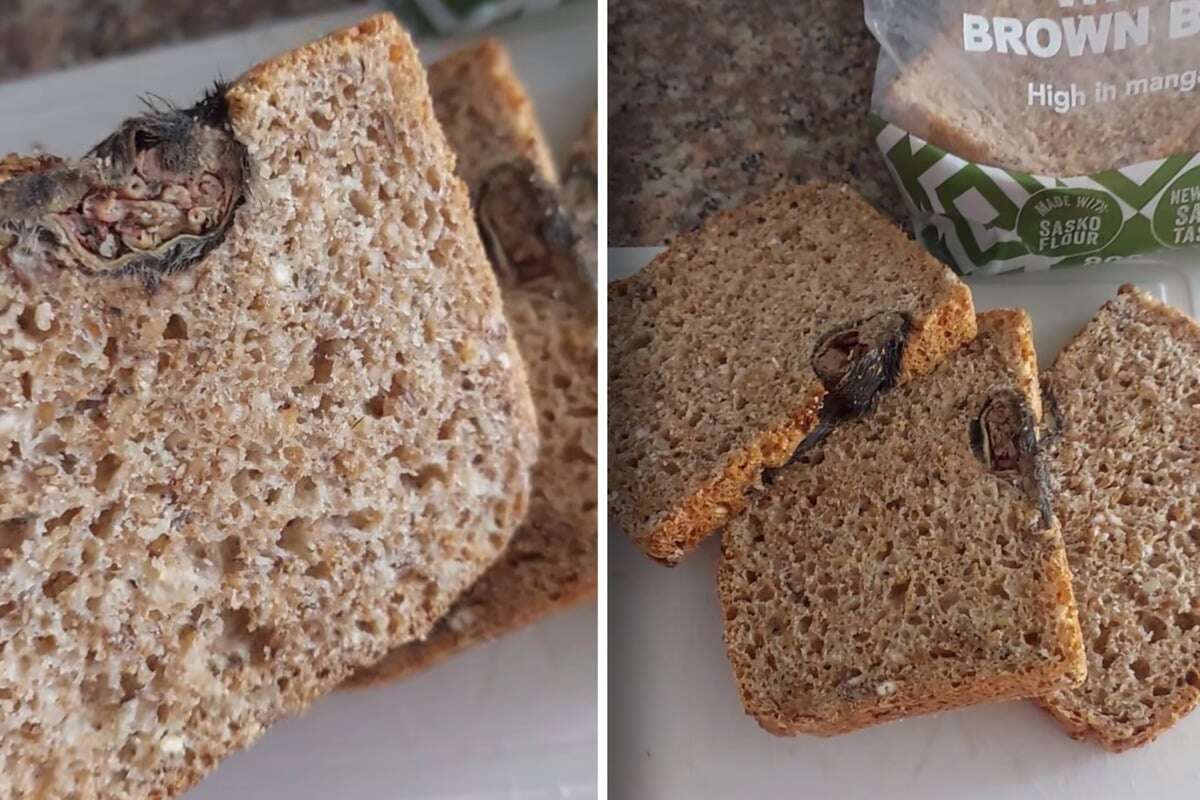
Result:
[1036, 688, 1200, 753]
[609, 183, 977, 564]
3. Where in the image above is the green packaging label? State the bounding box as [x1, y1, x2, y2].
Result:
[1015, 188, 1123, 258]
[1153, 166, 1200, 247]
[871, 113, 1200, 275]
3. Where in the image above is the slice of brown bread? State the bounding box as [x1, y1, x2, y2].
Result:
[349, 41, 597, 684]
[608, 182, 976, 564]
[0, 16, 537, 798]
[883, 2, 1200, 175]
[719, 310, 1086, 735]
[1039, 286, 1200, 751]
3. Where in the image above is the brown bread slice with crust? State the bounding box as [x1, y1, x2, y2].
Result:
[1039, 286, 1200, 751]
[719, 310, 1086, 735]
[0, 16, 537, 797]
[350, 41, 597, 684]
[608, 182, 976, 564]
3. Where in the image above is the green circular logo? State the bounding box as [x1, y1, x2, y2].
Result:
[1016, 188, 1122, 258]
[1152, 165, 1200, 249]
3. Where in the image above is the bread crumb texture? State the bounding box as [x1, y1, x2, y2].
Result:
[0, 14, 536, 798]
[719, 311, 1085, 736]
[1040, 286, 1200, 751]
[608, 182, 975, 564]
[350, 43, 597, 683]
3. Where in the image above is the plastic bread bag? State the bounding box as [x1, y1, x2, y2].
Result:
[865, 0, 1200, 275]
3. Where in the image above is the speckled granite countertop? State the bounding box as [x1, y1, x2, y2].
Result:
[0, 0, 366, 82]
[609, 0, 904, 246]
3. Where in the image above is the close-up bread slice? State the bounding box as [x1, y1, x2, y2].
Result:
[351, 41, 597, 684]
[719, 310, 1086, 735]
[882, 2, 1200, 175]
[1039, 286, 1200, 751]
[608, 182, 976, 564]
[0, 16, 537, 798]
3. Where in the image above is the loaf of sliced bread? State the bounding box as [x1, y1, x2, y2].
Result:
[0, 16, 537, 797]
[719, 310, 1086, 735]
[1039, 286, 1200, 751]
[608, 183, 976, 564]
[350, 41, 597, 683]
[883, 2, 1200, 175]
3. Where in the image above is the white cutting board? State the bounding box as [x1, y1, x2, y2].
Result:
[609, 247, 1200, 800]
[0, 4, 597, 799]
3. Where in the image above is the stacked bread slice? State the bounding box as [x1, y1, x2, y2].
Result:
[609, 182, 1084, 731]
[352, 40, 597, 684]
[612, 177, 1200, 746]
[608, 182, 976, 564]
[720, 310, 1085, 734]
[0, 16, 539, 798]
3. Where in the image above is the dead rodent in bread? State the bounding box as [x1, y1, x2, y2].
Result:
[0, 15, 537, 798]
[421, 40, 591, 306]
[0, 85, 248, 291]
[475, 157, 581, 291]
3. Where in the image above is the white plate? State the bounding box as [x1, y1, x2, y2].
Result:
[0, 5, 597, 799]
[609, 246, 1200, 799]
